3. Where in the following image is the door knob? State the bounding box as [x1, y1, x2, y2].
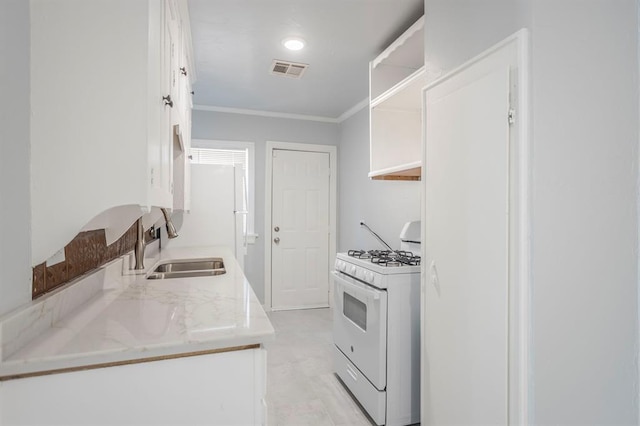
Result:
[274, 226, 280, 232]
[274, 237, 280, 244]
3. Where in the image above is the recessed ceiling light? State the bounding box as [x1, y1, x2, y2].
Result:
[282, 37, 305, 51]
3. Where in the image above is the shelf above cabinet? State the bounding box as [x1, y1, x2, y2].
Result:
[371, 16, 425, 70]
[371, 67, 425, 111]
[368, 14, 425, 181]
[370, 16, 424, 101]
[368, 162, 421, 181]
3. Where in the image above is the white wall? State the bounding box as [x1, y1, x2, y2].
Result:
[338, 107, 421, 251]
[423, 0, 527, 77]
[0, 0, 31, 317]
[191, 110, 340, 303]
[424, 0, 639, 423]
[530, 2, 638, 423]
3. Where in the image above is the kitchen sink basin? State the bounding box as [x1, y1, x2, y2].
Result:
[147, 258, 226, 280]
[153, 259, 224, 273]
[147, 270, 226, 280]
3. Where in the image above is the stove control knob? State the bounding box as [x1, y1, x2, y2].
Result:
[364, 271, 374, 284]
[349, 265, 357, 275]
[355, 268, 364, 280]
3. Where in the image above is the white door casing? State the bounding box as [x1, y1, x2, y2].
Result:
[422, 30, 531, 425]
[264, 142, 337, 312]
[271, 149, 330, 310]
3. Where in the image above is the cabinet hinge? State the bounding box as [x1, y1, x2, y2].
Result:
[508, 108, 516, 125]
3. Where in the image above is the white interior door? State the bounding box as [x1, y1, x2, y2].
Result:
[423, 62, 511, 423]
[271, 149, 330, 310]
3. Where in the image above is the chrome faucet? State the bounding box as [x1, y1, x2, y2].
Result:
[134, 218, 145, 270]
[133, 209, 179, 270]
[161, 208, 179, 239]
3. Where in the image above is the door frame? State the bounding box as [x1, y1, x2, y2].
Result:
[421, 29, 531, 424]
[264, 141, 337, 311]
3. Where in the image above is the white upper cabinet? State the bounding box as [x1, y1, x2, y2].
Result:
[172, 0, 195, 212]
[369, 16, 425, 181]
[30, 0, 193, 264]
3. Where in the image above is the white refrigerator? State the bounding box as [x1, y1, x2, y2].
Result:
[167, 164, 247, 268]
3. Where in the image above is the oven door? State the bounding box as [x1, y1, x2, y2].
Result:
[332, 271, 387, 390]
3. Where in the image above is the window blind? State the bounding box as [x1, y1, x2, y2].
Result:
[190, 148, 247, 170]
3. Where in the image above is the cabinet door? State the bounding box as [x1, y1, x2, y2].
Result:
[0, 349, 267, 425]
[423, 58, 511, 424]
[183, 108, 192, 211]
[176, 18, 192, 130]
[171, 8, 193, 211]
[149, 0, 176, 207]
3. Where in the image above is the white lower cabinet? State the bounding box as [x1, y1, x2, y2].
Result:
[0, 348, 267, 425]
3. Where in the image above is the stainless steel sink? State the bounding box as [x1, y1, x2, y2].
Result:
[147, 258, 226, 280]
[153, 259, 224, 273]
[147, 270, 226, 280]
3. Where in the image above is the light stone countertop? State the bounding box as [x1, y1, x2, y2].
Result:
[0, 246, 274, 379]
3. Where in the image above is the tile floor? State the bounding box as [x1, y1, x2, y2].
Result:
[265, 308, 374, 426]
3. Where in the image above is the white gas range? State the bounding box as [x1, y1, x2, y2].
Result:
[333, 222, 421, 426]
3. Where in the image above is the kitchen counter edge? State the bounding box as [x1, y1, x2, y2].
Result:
[0, 246, 274, 381]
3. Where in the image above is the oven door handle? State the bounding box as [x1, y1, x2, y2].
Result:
[332, 271, 382, 301]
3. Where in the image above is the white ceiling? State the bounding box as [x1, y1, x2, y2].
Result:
[187, 0, 424, 120]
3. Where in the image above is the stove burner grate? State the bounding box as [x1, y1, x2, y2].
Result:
[347, 249, 371, 259]
[371, 256, 401, 267]
[347, 249, 421, 267]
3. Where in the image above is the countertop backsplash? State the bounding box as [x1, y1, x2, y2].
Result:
[1, 238, 162, 365]
[32, 221, 159, 298]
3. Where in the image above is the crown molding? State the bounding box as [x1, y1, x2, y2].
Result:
[337, 97, 369, 122]
[193, 98, 370, 125]
[193, 104, 339, 123]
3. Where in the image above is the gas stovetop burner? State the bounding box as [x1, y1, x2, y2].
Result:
[347, 249, 421, 267]
[372, 256, 402, 267]
[347, 249, 372, 259]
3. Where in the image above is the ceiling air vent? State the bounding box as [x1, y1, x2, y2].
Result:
[270, 60, 308, 79]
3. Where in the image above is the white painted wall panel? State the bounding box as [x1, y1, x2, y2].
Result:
[529, 1, 639, 423]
